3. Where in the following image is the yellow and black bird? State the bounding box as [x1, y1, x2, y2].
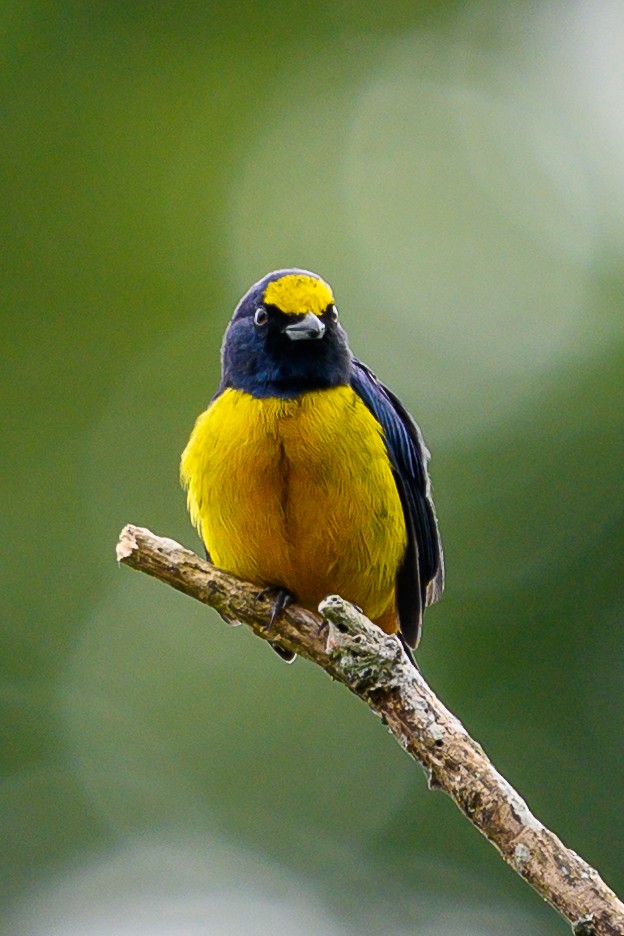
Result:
[181, 269, 444, 662]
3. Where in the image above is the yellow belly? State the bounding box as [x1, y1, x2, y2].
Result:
[180, 386, 407, 627]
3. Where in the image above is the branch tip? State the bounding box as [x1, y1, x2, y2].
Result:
[116, 524, 139, 563]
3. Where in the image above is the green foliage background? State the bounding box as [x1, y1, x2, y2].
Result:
[2, 2, 623, 933]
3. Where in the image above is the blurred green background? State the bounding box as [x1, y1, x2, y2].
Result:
[2, 1, 623, 933]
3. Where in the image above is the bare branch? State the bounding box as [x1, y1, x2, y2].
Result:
[117, 524, 624, 936]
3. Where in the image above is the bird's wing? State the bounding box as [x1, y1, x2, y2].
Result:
[350, 358, 444, 649]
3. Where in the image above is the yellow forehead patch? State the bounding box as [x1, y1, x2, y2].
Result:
[263, 274, 334, 316]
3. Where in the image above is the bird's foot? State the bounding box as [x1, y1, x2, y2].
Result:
[255, 586, 297, 663]
[255, 586, 295, 632]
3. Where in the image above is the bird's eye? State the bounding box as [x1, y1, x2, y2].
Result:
[328, 304, 339, 322]
[254, 307, 269, 326]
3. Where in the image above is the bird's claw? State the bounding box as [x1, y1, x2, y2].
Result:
[256, 586, 295, 632]
[255, 586, 297, 662]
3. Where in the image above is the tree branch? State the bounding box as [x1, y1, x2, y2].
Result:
[116, 524, 624, 936]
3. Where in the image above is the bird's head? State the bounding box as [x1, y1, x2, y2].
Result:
[220, 269, 352, 398]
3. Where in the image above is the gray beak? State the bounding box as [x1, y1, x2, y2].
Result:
[283, 312, 326, 341]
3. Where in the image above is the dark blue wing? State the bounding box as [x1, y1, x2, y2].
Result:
[350, 358, 444, 649]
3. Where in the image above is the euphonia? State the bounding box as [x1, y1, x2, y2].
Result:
[181, 269, 444, 662]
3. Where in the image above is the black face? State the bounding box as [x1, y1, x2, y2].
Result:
[220, 276, 353, 399]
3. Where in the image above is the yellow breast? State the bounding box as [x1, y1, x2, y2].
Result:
[180, 386, 407, 625]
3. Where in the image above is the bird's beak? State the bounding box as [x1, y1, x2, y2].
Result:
[283, 312, 326, 341]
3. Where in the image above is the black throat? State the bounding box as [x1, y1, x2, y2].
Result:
[221, 317, 353, 399]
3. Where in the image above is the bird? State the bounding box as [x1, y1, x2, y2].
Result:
[180, 269, 444, 663]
